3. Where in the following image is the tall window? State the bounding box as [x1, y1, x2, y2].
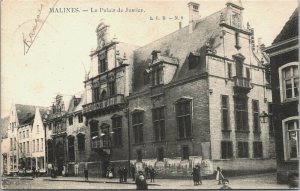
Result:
[78, 113, 83, 123]
[98, 56, 107, 73]
[151, 68, 163, 86]
[246, 68, 250, 79]
[235, 96, 248, 131]
[77, 134, 85, 151]
[23, 142, 25, 153]
[93, 88, 100, 102]
[37, 139, 39, 152]
[236, 60, 243, 77]
[69, 117, 73, 126]
[90, 121, 99, 148]
[10, 138, 12, 151]
[26, 130, 29, 138]
[235, 32, 241, 49]
[252, 100, 260, 132]
[132, 112, 144, 144]
[37, 125, 39, 134]
[23, 131, 25, 138]
[33, 140, 35, 152]
[221, 141, 233, 159]
[228, 63, 232, 79]
[41, 138, 43, 151]
[68, 136, 75, 162]
[182, 145, 190, 160]
[283, 117, 299, 160]
[221, 95, 230, 130]
[279, 63, 299, 101]
[112, 116, 122, 146]
[109, 81, 116, 96]
[253, 141, 263, 158]
[27, 141, 29, 153]
[19, 132, 22, 140]
[237, 142, 249, 158]
[152, 107, 165, 141]
[176, 100, 192, 139]
[157, 148, 164, 161]
[137, 150, 142, 161]
[14, 138, 16, 150]
[20, 143, 22, 153]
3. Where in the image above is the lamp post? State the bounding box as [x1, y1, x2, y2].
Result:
[259, 111, 271, 123]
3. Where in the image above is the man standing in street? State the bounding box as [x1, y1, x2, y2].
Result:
[131, 165, 136, 181]
[123, 166, 128, 182]
[118, 167, 123, 183]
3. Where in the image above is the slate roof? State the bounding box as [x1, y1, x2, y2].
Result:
[273, 7, 298, 44]
[15, 104, 48, 126]
[132, 8, 227, 92]
[67, 91, 85, 114]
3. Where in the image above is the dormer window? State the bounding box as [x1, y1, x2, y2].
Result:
[98, 53, 107, 74]
[151, 67, 163, 86]
[189, 52, 200, 70]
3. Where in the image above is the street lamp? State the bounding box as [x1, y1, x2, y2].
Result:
[259, 111, 271, 123]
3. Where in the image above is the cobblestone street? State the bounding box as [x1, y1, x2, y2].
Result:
[2, 172, 290, 189]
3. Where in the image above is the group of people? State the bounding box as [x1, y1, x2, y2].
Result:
[117, 166, 129, 182]
[190, 166, 232, 189]
[144, 166, 156, 182]
[31, 166, 40, 178]
[191, 165, 202, 185]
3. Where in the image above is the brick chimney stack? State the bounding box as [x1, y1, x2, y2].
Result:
[188, 2, 200, 33]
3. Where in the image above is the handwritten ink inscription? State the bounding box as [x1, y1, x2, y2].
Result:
[23, 4, 44, 55]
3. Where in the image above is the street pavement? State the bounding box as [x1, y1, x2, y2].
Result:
[2, 172, 291, 189]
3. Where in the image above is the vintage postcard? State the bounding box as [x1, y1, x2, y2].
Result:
[1, 0, 299, 189]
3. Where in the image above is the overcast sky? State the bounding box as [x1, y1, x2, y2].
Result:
[1, 0, 298, 117]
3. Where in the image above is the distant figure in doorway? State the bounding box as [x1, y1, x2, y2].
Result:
[219, 179, 232, 189]
[135, 171, 148, 190]
[84, 166, 89, 181]
[216, 167, 224, 185]
[149, 167, 156, 182]
[118, 167, 123, 183]
[131, 165, 136, 181]
[123, 166, 128, 182]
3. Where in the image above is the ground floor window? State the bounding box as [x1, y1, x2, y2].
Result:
[182, 145, 189, 160]
[237, 142, 249, 158]
[221, 141, 233, 159]
[283, 117, 299, 160]
[253, 141, 263, 158]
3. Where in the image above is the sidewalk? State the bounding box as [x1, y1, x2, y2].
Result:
[41, 172, 290, 189]
[43, 176, 160, 186]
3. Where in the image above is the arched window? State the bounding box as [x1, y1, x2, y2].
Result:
[101, 90, 107, 100]
[279, 62, 299, 102]
[282, 116, 299, 160]
[77, 134, 85, 151]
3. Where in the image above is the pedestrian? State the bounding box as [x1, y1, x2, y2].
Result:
[123, 166, 128, 182]
[191, 167, 198, 186]
[118, 167, 123, 183]
[32, 166, 36, 178]
[111, 165, 115, 178]
[219, 179, 232, 189]
[216, 166, 224, 185]
[149, 167, 156, 182]
[84, 166, 89, 181]
[196, 165, 202, 185]
[108, 167, 113, 179]
[144, 166, 149, 179]
[53, 165, 58, 178]
[135, 171, 148, 190]
[74, 163, 79, 176]
[131, 165, 136, 181]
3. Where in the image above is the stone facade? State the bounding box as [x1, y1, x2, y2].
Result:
[264, 7, 299, 184]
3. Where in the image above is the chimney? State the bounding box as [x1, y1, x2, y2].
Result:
[188, 2, 200, 33]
